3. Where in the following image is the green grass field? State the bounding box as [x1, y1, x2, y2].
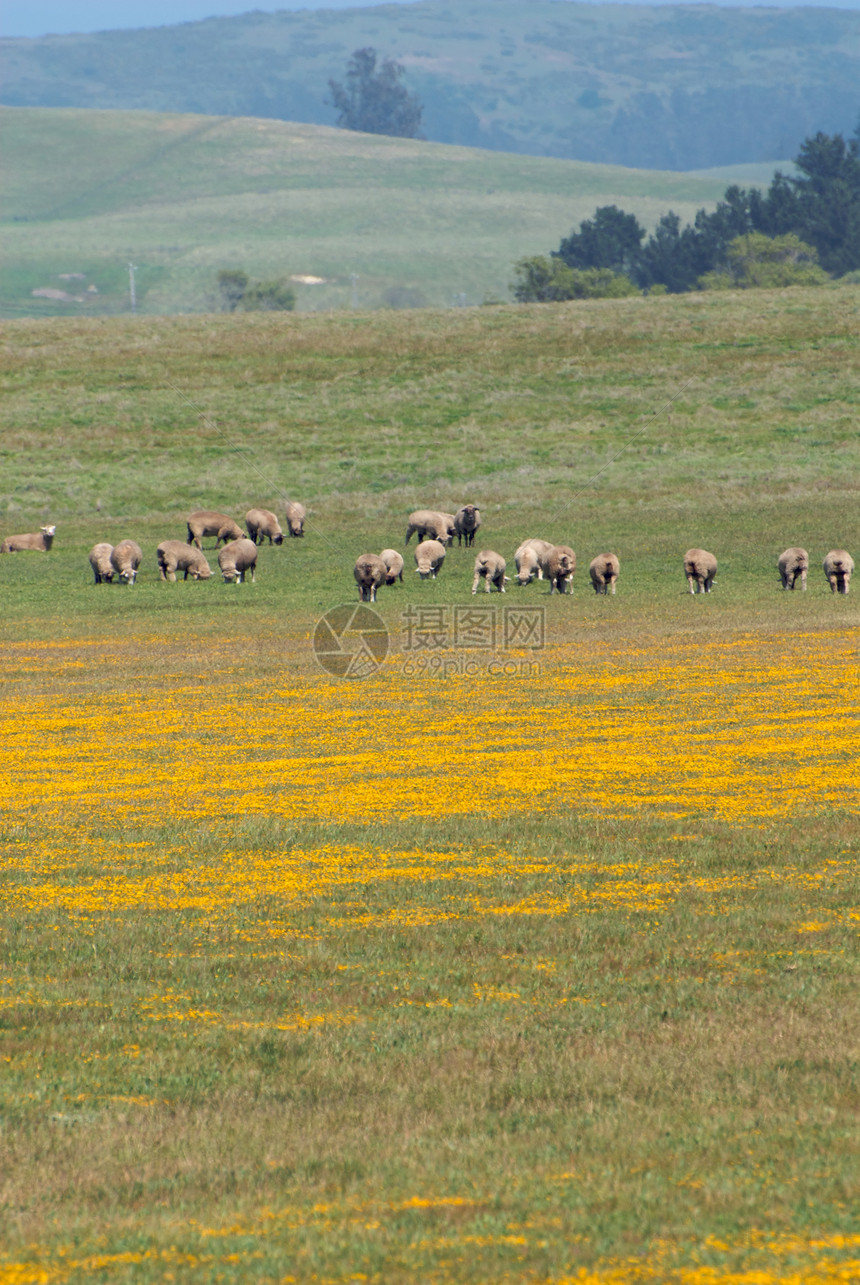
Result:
[1, 288, 859, 1283]
[0, 107, 781, 319]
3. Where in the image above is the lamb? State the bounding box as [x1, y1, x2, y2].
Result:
[284, 501, 306, 538]
[157, 540, 213, 582]
[1, 524, 56, 553]
[405, 510, 456, 546]
[110, 539, 142, 584]
[186, 510, 245, 549]
[88, 542, 114, 584]
[245, 508, 283, 546]
[379, 548, 404, 584]
[454, 504, 482, 547]
[589, 553, 620, 595]
[823, 549, 854, 595]
[540, 545, 576, 595]
[414, 539, 446, 579]
[472, 550, 508, 594]
[684, 548, 717, 594]
[514, 538, 554, 586]
[218, 538, 258, 584]
[778, 547, 809, 591]
[354, 554, 388, 602]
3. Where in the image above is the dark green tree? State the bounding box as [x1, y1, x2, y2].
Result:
[556, 205, 645, 275]
[242, 280, 296, 311]
[787, 129, 860, 275]
[217, 269, 249, 312]
[328, 47, 423, 139]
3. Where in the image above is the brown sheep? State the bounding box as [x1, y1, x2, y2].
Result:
[778, 547, 809, 591]
[684, 548, 717, 594]
[823, 549, 854, 594]
[245, 508, 284, 546]
[379, 548, 404, 584]
[157, 540, 213, 582]
[514, 538, 553, 586]
[89, 543, 115, 584]
[354, 554, 387, 602]
[414, 539, 446, 579]
[405, 510, 456, 546]
[284, 501, 306, 537]
[454, 504, 482, 547]
[1, 524, 56, 553]
[110, 539, 142, 584]
[540, 545, 576, 595]
[186, 510, 245, 549]
[472, 550, 508, 594]
[589, 553, 620, 595]
[218, 538, 258, 584]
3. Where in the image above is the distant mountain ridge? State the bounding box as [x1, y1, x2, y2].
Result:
[1, 1, 858, 169]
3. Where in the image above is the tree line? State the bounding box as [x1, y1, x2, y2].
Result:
[513, 125, 860, 301]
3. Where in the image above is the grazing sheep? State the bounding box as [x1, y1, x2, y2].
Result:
[589, 553, 620, 595]
[684, 548, 717, 594]
[284, 501, 306, 538]
[110, 539, 142, 584]
[354, 554, 388, 602]
[157, 540, 213, 582]
[1, 524, 56, 553]
[414, 539, 446, 579]
[514, 538, 554, 586]
[218, 537, 258, 584]
[405, 510, 456, 546]
[454, 504, 482, 547]
[186, 510, 245, 549]
[89, 542, 115, 584]
[540, 545, 577, 595]
[379, 548, 404, 584]
[472, 549, 508, 594]
[778, 547, 809, 591]
[823, 549, 854, 595]
[245, 508, 283, 546]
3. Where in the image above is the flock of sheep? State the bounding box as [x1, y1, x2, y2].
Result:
[352, 505, 855, 602]
[0, 502, 854, 601]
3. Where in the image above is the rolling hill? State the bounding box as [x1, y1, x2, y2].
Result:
[1, 0, 858, 171]
[1, 106, 785, 318]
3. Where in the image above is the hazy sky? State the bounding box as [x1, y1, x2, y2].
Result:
[2, 0, 858, 38]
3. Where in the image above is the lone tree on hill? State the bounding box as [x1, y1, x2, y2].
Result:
[329, 47, 423, 139]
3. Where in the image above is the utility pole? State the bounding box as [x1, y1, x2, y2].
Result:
[128, 262, 137, 314]
[350, 272, 358, 309]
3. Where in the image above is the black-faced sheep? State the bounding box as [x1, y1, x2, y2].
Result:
[684, 548, 717, 594]
[454, 504, 481, 547]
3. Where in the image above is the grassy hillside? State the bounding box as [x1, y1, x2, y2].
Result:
[1, 106, 781, 318]
[1, 0, 858, 170]
[1, 291, 858, 1282]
